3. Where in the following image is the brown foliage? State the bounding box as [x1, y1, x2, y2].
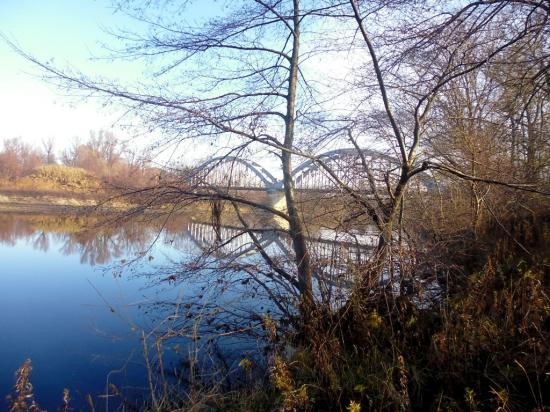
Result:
[0, 138, 42, 179]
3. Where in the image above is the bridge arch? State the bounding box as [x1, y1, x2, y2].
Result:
[191, 156, 279, 190]
[287, 148, 399, 191]
[190, 148, 404, 192]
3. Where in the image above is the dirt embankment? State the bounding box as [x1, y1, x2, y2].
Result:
[0, 165, 127, 214]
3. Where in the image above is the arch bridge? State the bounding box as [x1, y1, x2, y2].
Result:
[188, 149, 400, 193]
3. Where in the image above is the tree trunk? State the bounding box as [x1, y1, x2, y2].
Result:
[282, 0, 314, 315]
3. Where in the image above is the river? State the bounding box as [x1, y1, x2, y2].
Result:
[0, 211, 375, 410]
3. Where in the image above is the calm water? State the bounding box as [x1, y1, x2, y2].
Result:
[0, 212, 368, 410]
[0, 214, 188, 410]
[0, 213, 272, 410]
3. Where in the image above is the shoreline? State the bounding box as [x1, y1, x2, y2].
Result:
[0, 192, 123, 215]
[0, 191, 211, 220]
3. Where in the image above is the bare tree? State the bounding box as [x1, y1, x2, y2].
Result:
[0, 137, 42, 178]
[4, 0, 549, 318]
[339, 0, 550, 289]
[41, 137, 56, 164]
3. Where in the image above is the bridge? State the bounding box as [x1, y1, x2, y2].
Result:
[188, 148, 400, 193]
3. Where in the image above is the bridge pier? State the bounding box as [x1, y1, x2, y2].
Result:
[267, 190, 289, 230]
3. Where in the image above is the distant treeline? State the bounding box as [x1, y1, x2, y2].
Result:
[0, 131, 159, 188]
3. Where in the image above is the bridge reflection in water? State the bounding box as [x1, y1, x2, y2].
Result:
[0, 211, 384, 309]
[183, 220, 378, 289]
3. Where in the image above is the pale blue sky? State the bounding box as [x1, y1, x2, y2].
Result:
[0, 0, 359, 167]
[0, 0, 152, 150]
[0, 0, 240, 159]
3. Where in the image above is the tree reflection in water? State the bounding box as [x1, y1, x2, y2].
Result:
[0, 213, 173, 265]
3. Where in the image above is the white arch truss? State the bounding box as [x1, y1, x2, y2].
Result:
[191, 149, 400, 192]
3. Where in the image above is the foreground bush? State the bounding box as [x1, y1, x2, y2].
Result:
[271, 228, 549, 411]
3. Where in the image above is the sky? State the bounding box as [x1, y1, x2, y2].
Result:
[0, 0, 363, 169]
[0, 0, 284, 163]
[0, 0, 148, 152]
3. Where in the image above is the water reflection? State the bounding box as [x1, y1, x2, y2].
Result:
[0, 211, 379, 411]
[0, 212, 377, 319]
[0, 214, 175, 266]
[0, 213, 377, 270]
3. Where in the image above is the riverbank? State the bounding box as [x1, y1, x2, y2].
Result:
[0, 191, 257, 226]
[0, 191, 125, 214]
[0, 164, 121, 214]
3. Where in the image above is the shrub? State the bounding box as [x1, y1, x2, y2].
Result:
[30, 164, 96, 188]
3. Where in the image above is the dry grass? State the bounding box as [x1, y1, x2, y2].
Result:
[7, 359, 44, 412]
[6, 360, 73, 412]
[0, 164, 102, 195]
[30, 164, 97, 188]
